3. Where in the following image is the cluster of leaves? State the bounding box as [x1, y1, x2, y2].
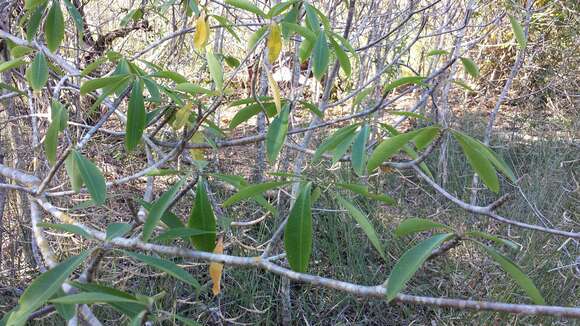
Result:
[0, 0, 538, 324]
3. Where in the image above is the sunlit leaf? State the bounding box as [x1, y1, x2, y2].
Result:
[124, 251, 200, 288]
[223, 181, 290, 207]
[460, 57, 479, 78]
[337, 195, 385, 260]
[267, 23, 282, 64]
[73, 150, 107, 205]
[45, 1, 64, 52]
[394, 218, 452, 237]
[452, 131, 499, 193]
[188, 179, 217, 252]
[142, 179, 185, 242]
[265, 104, 290, 163]
[7, 251, 90, 325]
[386, 233, 453, 301]
[284, 183, 313, 272]
[193, 13, 209, 50]
[225, 0, 266, 17]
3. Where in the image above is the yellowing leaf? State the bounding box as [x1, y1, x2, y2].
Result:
[189, 131, 205, 160]
[173, 102, 193, 130]
[267, 70, 281, 113]
[209, 237, 224, 296]
[266, 23, 282, 64]
[193, 14, 209, 50]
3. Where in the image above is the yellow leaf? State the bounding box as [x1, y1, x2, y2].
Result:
[193, 14, 209, 50]
[189, 131, 205, 161]
[267, 69, 281, 113]
[209, 237, 224, 296]
[172, 102, 193, 130]
[266, 23, 282, 64]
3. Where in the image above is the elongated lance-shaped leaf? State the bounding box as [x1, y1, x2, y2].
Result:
[73, 150, 107, 205]
[64, 153, 83, 192]
[225, 0, 266, 17]
[312, 32, 329, 80]
[206, 50, 223, 91]
[460, 57, 480, 78]
[142, 178, 185, 242]
[154, 227, 215, 243]
[125, 79, 146, 151]
[7, 251, 90, 326]
[367, 129, 421, 172]
[38, 222, 93, 239]
[223, 181, 291, 207]
[386, 233, 454, 301]
[284, 183, 313, 272]
[80, 75, 130, 95]
[394, 218, 452, 237]
[384, 76, 426, 93]
[27, 4, 45, 41]
[26, 52, 48, 91]
[229, 102, 277, 129]
[123, 251, 200, 288]
[45, 1, 65, 52]
[267, 23, 282, 64]
[329, 35, 351, 76]
[337, 195, 386, 260]
[70, 282, 145, 318]
[266, 104, 290, 163]
[193, 13, 209, 50]
[106, 223, 132, 240]
[351, 124, 370, 176]
[313, 124, 359, 162]
[0, 58, 26, 73]
[188, 179, 217, 252]
[509, 15, 527, 49]
[473, 241, 545, 304]
[452, 131, 499, 193]
[50, 292, 146, 305]
[63, 0, 84, 35]
[331, 129, 357, 164]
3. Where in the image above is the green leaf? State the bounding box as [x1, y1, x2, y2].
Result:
[27, 4, 45, 41]
[45, 1, 65, 52]
[206, 50, 223, 91]
[69, 282, 145, 318]
[212, 174, 277, 216]
[142, 179, 185, 242]
[452, 79, 476, 92]
[312, 32, 329, 80]
[509, 15, 527, 49]
[151, 70, 188, 83]
[331, 128, 357, 164]
[223, 181, 290, 207]
[7, 251, 90, 326]
[279, 22, 316, 42]
[304, 3, 320, 33]
[188, 179, 217, 252]
[313, 124, 359, 162]
[464, 231, 519, 251]
[225, 0, 266, 17]
[394, 218, 451, 237]
[452, 131, 499, 193]
[25, 0, 47, 11]
[265, 104, 290, 163]
[248, 25, 268, 50]
[64, 154, 83, 192]
[37, 222, 93, 239]
[427, 49, 449, 56]
[154, 227, 215, 243]
[384, 76, 426, 93]
[123, 251, 200, 288]
[386, 233, 453, 301]
[454, 132, 516, 182]
[44, 117, 59, 164]
[50, 292, 145, 305]
[299, 37, 314, 63]
[73, 150, 107, 205]
[367, 129, 421, 172]
[173, 314, 203, 326]
[337, 183, 396, 205]
[337, 195, 385, 260]
[80, 75, 130, 95]
[460, 57, 479, 78]
[175, 83, 218, 96]
[125, 80, 146, 151]
[413, 126, 440, 150]
[284, 183, 313, 272]
[143, 77, 161, 102]
[0, 58, 26, 73]
[106, 223, 132, 240]
[474, 242, 545, 304]
[330, 35, 351, 76]
[299, 100, 323, 118]
[53, 289, 75, 321]
[26, 52, 49, 91]
[229, 102, 277, 129]
[63, 0, 84, 35]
